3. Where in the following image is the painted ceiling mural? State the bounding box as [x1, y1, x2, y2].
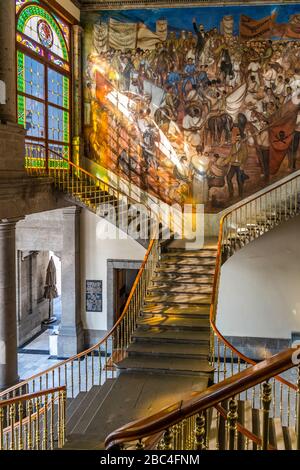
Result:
[82, 4, 300, 210]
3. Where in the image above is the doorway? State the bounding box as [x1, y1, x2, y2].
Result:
[114, 268, 139, 322]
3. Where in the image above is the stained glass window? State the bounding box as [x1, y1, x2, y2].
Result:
[16, 1, 71, 169]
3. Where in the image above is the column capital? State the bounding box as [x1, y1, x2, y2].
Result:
[0, 216, 25, 227]
[63, 206, 82, 216]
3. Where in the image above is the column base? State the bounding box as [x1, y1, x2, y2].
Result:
[57, 324, 85, 359]
[0, 373, 20, 392]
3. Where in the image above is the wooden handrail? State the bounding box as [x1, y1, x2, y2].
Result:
[105, 347, 298, 449]
[0, 145, 160, 399]
[0, 386, 66, 408]
[209, 171, 300, 392]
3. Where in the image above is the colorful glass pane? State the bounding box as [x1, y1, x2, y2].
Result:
[54, 14, 70, 50]
[48, 106, 69, 143]
[16, 0, 39, 14]
[17, 5, 68, 61]
[16, 32, 44, 57]
[17, 51, 45, 99]
[49, 144, 70, 169]
[19, 97, 45, 138]
[47, 53, 70, 72]
[48, 68, 69, 109]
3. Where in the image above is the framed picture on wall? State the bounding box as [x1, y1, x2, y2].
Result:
[86, 280, 103, 312]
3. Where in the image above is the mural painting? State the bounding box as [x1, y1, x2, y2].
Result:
[82, 5, 300, 210]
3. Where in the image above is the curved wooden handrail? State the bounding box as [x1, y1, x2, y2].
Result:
[209, 171, 300, 392]
[0, 146, 160, 399]
[0, 386, 66, 408]
[105, 347, 298, 449]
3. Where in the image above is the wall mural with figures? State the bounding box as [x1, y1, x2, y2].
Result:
[82, 4, 300, 211]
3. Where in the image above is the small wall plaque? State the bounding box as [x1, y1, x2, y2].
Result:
[86, 280, 102, 312]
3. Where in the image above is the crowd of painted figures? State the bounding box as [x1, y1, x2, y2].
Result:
[86, 18, 300, 206]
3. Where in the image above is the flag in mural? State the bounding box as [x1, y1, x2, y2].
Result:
[240, 13, 276, 39]
[286, 14, 300, 39]
[220, 16, 234, 38]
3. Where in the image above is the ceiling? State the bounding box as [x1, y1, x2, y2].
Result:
[75, 0, 299, 10]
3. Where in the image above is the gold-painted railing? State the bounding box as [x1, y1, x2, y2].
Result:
[0, 143, 162, 448]
[105, 348, 300, 450]
[0, 387, 66, 450]
[210, 172, 300, 429]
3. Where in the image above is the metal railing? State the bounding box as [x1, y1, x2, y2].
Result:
[0, 387, 66, 450]
[210, 172, 300, 428]
[105, 348, 300, 450]
[0, 143, 162, 449]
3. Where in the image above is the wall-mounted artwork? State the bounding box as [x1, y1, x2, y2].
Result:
[82, 4, 300, 211]
[86, 280, 103, 312]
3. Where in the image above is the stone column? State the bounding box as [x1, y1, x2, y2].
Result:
[72, 25, 84, 167]
[0, 0, 16, 124]
[0, 0, 26, 177]
[0, 218, 23, 390]
[58, 207, 84, 358]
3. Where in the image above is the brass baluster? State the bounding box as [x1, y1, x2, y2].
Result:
[9, 404, 16, 450]
[71, 361, 74, 398]
[61, 390, 66, 447]
[18, 402, 23, 450]
[0, 407, 3, 450]
[195, 412, 206, 450]
[98, 346, 102, 386]
[162, 428, 173, 450]
[227, 397, 238, 450]
[262, 381, 272, 450]
[50, 393, 54, 450]
[27, 400, 33, 450]
[135, 439, 144, 450]
[297, 366, 300, 450]
[91, 350, 95, 386]
[78, 357, 81, 392]
[43, 394, 48, 450]
[85, 354, 88, 391]
[35, 397, 41, 450]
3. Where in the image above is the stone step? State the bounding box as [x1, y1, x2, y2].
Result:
[66, 387, 102, 434]
[161, 249, 217, 258]
[115, 356, 214, 376]
[137, 315, 210, 331]
[151, 274, 214, 285]
[155, 266, 215, 275]
[127, 341, 209, 360]
[132, 327, 210, 344]
[145, 293, 212, 305]
[148, 284, 213, 295]
[158, 258, 217, 267]
[69, 379, 115, 435]
[141, 304, 210, 318]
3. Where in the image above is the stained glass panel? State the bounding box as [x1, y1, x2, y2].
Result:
[16, 0, 39, 14]
[48, 106, 69, 143]
[17, 51, 45, 99]
[17, 5, 68, 61]
[18, 97, 45, 138]
[48, 68, 69, 109]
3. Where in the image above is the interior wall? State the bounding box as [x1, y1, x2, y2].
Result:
[17, 251, 49, 346]
[217, 216, 300, 343]
[54, 0, 80, 20]
[80, 209, 146, 337]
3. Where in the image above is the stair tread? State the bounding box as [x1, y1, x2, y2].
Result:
[152, 275, 214, 284]
[66, 387, 101, 432]
[137, 316, 209, 329]
[141, 304, 210, 316]
[159, 259, 216, 267]
[148, 284, 213, 294]
[145, 293, 211, 305]
[69, 379, 115, 435]
[161, 250, 217, 258]
[155, 266, 215, 275]
[127, 342, 209, 357]
[116, 356, 214, 374]
[132, 327, 209, 343]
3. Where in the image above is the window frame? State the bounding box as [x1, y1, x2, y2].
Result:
[16, 0, 72, 167]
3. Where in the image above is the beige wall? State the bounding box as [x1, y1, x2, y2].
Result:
[80, 209, 146, 332]
[57, 0, 80, 20]
[217, 216, 300, 340]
